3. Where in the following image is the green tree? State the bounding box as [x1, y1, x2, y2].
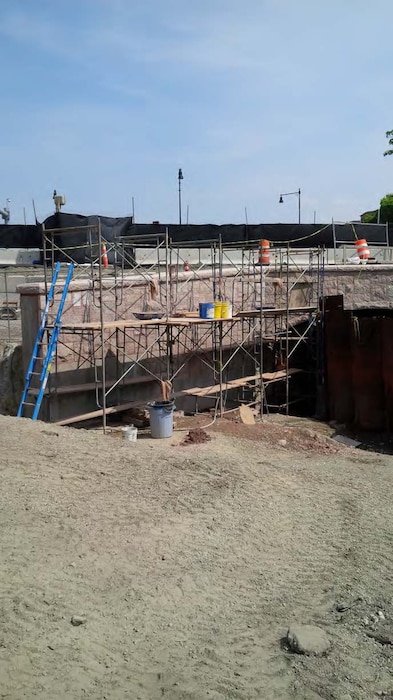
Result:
[379, 193, 393, 221]
[361, 193, 393, 223]
[384, 130, 393, 156]
[361, 210, 378, 223]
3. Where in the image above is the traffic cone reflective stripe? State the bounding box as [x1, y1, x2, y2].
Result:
[101, 243, 109, 269]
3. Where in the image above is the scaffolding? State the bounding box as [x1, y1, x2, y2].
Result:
[32, 221, 325, 430]
[331, 220, 390, 264]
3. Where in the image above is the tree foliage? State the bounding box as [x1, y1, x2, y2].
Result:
[361, 193, 393, 223]
[361, 210, 378, 223]
[380, 193, 393, 221]
[384, 130, 393, 156]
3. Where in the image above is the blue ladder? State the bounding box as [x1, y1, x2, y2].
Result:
[17, 262, 74, 420]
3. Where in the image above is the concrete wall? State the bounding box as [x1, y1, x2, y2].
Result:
[0, 343, 24, 415]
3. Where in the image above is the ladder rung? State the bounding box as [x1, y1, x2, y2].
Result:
[17, 261, 74, 421]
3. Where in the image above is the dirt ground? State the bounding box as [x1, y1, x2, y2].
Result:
[0, 414, 392, 700]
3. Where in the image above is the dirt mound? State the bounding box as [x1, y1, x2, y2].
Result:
[212, 417, 344, 455]
[181, 427, 212, 445]
[0, 414, 392, 699]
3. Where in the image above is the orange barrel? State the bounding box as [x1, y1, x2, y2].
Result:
[101, 242, 109, 269]
[258, 239, 270, 265]
[355, 238, 371, 261]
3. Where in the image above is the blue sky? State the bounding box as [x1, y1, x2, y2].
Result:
[0, 0, 392, 224]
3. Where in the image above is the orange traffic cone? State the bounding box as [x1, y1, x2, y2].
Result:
[101, 242, 109, 269]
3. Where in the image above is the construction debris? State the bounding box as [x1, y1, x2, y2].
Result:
[181, 429, 211, 446]
[238, 405, 256, 425]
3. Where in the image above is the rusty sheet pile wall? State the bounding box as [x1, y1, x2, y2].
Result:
[325, 295, 393, 431]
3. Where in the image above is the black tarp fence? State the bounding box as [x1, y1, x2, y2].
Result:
[0, 212, 391, 264]
[0, 224, 40, 248]
[41, 213, 134, 264]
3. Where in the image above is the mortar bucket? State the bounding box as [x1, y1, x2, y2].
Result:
[122, 425, 138, 442]
[199, 302, 215, 319]
[221, 301, 232, 319]
[214, 301, 223, 318]
[147, 400, 175, 439]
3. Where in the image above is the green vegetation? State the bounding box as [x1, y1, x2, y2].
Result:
[360, 132, 393, 221]
[384, 130, 393, 157]
[361, 194, 393, 224]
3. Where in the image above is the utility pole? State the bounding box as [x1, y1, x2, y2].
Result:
[178, 168, 183, 225]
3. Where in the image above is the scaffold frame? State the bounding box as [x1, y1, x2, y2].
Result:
[36, 221, 325, 430]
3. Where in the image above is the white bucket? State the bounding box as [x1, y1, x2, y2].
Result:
[122, 425, 138, 442]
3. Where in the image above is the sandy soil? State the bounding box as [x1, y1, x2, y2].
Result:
[0, 414, 392, 699]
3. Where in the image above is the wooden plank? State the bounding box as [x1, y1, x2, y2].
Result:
[183, 369, 303, 397]
[55, 388, 185, 426]
[58, 318, 177, 331]
[55, 401, 144, 426]
[57, 316, 242, 332]
[237, 306, 316, 317]
[239, 405, 256, 424]
[56, 306, 318, 333]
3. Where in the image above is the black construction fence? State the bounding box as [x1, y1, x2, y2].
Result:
[0, 212, 391, 265]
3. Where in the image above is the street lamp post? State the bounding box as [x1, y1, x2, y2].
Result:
[178, 168, 183, 225]
[279, 188, 301, 224]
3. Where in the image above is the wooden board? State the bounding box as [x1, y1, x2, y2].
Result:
[236, 306, 317, 318]
[183, 368, 303, 397]
[55, 401, 145, 426]
[239, 405, 256, 425]
[54, 389, 184, 426]
[53, 306, 318, 333]
[58, 316, 238, 332]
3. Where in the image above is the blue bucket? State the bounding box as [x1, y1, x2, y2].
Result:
[199, 302, 215, 319]
[147, 400, 176, 439]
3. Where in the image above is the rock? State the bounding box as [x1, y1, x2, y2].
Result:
[286, 624, 330, 656]
[278, 439, 287, 447]
[377, 610, 385, 621]
[71, 615, 87, 626]
[332, 434, 361, 448]
[336, 603, 349, 612]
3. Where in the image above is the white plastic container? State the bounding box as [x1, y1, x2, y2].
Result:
[122, 425, 138, 442]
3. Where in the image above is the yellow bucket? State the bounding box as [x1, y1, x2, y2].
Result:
[221, 301, 232, 319]
[214, 301, 223, 318]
